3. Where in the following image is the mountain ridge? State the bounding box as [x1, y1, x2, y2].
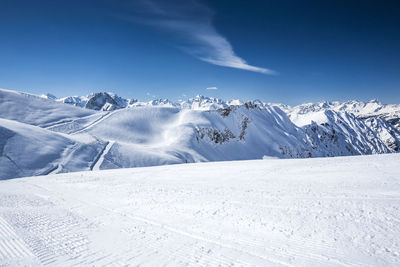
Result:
[43, 91, 400, 130]
[1, 88, 399, 179]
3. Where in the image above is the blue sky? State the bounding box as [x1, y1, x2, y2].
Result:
[0, 0, 399, 105]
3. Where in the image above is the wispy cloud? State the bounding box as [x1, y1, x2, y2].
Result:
[124, 0, 276, 74]
[206, 86, 218, 90]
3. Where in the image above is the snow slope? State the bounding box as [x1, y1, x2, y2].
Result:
[286, 99, 400, 118]
[52, 90, 400, 133]
[364, 116, 400, 152]
[78, 105, 398, 168]
[0, 118, 106, 179]
[1, 88, 399, 179]
[56, 93, 227, 111]
[0, 153, 399, 266]
[53, 92, 400, 121]
[291, 110, 394, 156]
[41, 89, 400, 133]
[285, 100, 400, 131]
[3, 90, 321, 178]
[0, 89, 96, 127]
[78, 105, 314, 169]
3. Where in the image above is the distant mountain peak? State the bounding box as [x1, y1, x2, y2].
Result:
[40, 93, 57, 100]
[1, 87, 400, 180]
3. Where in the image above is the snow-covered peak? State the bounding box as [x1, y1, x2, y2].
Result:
[46, 91, 400, 121]
[0, 88, 95, 127]
[288, 99, 399, 117]
[228, 99, 243, 106]
[84, 92, 128, 111]
[147, 99, 177, 107]
[178, 95, 229, 110]
[2, 87, 400, 180]
[40, 93, 57, 100]
[8, 87, 400, 132]
[57, 95, 88, 107]
[289, 109, 332, 127]
[56, 92, 129, 111]
[286, 99, 400, 131]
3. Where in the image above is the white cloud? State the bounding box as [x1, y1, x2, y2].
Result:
[126, 0, 276, 75]
[206, 86, 218, 90]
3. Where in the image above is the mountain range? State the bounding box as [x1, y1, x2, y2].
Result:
[1, 88, 399, 179]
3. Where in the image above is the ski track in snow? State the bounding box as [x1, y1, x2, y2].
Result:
[71, 110, 120, 135]
[1, 154, 400, 266]
[0, 217, 35, 261]
[92, 141, 115, 171]
[2, 88, 400, 181]
[47, 164, 63, 175]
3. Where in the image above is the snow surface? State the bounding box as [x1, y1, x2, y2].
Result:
[47, 90, 400, 133]
[283, 100, 400, 131]
[1, 88, 400, 179]
[81, 106, 311, 167]
[0, 118, 106, 179]
[50, 91, 400, 122]
[0, 89, 96, 127]
[285, 99, 400, 119]
[0, 153, 399, 266]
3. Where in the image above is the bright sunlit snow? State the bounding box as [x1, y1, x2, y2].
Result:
[0, 154, 399, 266]
[2, 0, 400, 265]
[2, 89, 400, 180]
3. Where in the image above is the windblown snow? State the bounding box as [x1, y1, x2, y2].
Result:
[0, 154, 399, 266]
[1, 88, 400, 179]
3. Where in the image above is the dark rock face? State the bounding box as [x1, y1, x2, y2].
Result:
[85, 92, 126, 111]
[386, 117, 400, 131]
[195, 127, 236, 144]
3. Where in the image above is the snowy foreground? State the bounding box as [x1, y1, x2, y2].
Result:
[1, 154, 400, 266]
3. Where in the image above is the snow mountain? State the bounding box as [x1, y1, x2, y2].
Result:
[0, 118, 106, 179]
[1, 88, 96, 127]
[285, 99, 400, 131]
[53, 92, 400, 131]
[286, 100, 400, 153]
[1, 88, 399, 179]
[291, 110, 396, 156]
[56, 92, 131, 111]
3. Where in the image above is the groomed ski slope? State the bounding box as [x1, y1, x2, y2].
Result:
[1, 153, 399, 266]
